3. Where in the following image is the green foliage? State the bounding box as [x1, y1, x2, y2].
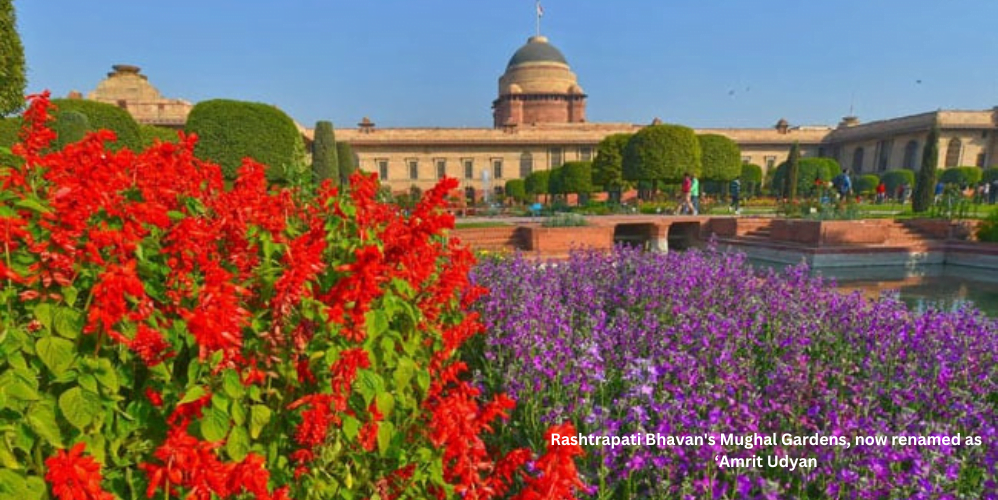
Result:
[697, 134, 741, 182]
[913, 124, 940, 212]
[881, 170, 915, 194]
[547, 166, 564, 195]
[785, 142, 800, 201]
[740, 163, 763, 196]
[623, 123, 701, 184]
[592, 133, 631, 192]
[559, 161, 593, 197]
[525, 170, 550, 197]
[50, 99, 141, 151]
[541, 213, 588, 227]
[138, 124, 179, 148]
[51, 111, 91, 150]
[771, 157, 839, 199]
[855, 174, 880, 194]
[504, 179, 527, 203]
[0, 116, 23, 165]
[185, 99, 302, 182]
[982, 167, 998, 184]
[0, 0, 26, 116]
[311, 121, 339, 183]
[939, 166, 982, 187]
[336, 141, 356, 186]
[976, 208, 998, 242]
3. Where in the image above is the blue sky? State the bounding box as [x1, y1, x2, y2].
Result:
[16, 1, 998, 129]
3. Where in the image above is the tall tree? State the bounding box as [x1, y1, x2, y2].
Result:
[0, 0, 26, 116]
[786, 142, 800, 201]
[622, 123, 701, 199]
[592, 133, 631, 201]
[697, 134, 741, 182]
[913, 123, 939, 212]
[311, 121, 339, 183]
[336, 141, 356, 186]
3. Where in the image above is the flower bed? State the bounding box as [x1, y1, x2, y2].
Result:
[0, 94, 584, 500]
[469, 247, 997, 498]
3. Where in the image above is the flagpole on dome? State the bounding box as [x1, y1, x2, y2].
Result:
[535, 0, 544, 37]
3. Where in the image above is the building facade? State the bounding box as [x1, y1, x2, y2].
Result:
[81, 38, 998, 194]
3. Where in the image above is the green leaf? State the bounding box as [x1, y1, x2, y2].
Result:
[377, 421, 395, 456]
[94, 358, 119, 394]
[342, 414, 360, 440]
[27, 402, 64, 447]
[14, 198, 52, 214]
[33, 303, 53, 331]
[249, 405, 271, 439]
[0, 469, 26, 496]
[230, 400, 247, 426]
[376, 393, 395, 418]
[222, 369, 244, 399]
[62, 285, 79, 306]
[53, 307, 82, 339]
[178, 386, 207, 405]
[356, 371, 384, 406]
[394, 359, 415, 389]
[5, 381, 39, 402]
[200, 407, 230, 442]
[0, 441, 21, 469]
[58, 387, 102, 430]
[36, 336, 75, 377]
[367, 309, 389, 338]
[77, 373, 98, 393]
[226, 426, 250, 461]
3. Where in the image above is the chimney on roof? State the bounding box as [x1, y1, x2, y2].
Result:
[775, 118, 789, 134]
[838, 116, 861, 128]
[358, 117, 375, 134]
[67, 90, 83, 100]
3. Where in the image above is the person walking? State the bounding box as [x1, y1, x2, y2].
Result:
[729, 178, 741, 215]
[679, 173, 695, 215]
[876, 181, 886, 204]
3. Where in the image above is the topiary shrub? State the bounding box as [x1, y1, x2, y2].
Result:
[623, 124, 701, 189]
[525, 170, 550, 201]
[881, 170, 915, 194]
[740, 163, 763, 197]
[138, 124, 179, 147]
[559, 161, 593, 204]
[0, 115, 22, 165]
[697, 133, 741, 182]
[939, 166, 983, 187]
[336, 141, 356, 187]
[50, 98, 141, 151]
[855, 174, 880, 195]
[504, 178, 527, 203]
[52, 110, 91, 150]
[982, 167, 998, 184]
[592, 133, 631, 195]
[185, 99, 303, 182]
[771, 157, 839, 198]
[311, 121, 339, 183]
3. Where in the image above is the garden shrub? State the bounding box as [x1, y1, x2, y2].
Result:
[740, 163, 763, 197]
[881, 169, 915, 194]
[592, 133, 631, 195]
[51, 110, 90, 150]
[185, 99, 302, 183]
[983, 167, 998, 184]
[524, 170, 550, 200]
[855, 174, 880, 195]
[623, 123, 701, 185]
[697, 133, 741, 182]
[939, 166, 982, 186]
[0, 93, 583, 500]
[50, 98, 141, 151]
[336, 141, 356, 187]
[504, 178, 527, 203]
[977, 207, 998, 242]
[138, 124, 179, 147]
[0, 115, 21, 165]
[311, 120, 338, 183]
[770, 157, 839, 198]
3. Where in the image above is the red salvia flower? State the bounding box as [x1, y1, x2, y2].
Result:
[44, 443, 115, 500]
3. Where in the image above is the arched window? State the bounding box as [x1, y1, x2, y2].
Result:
[520, 152, 533, 178]
[902, 140, 919, 170]
[852, 147, 865, 173]
[945, 138, 962, 167]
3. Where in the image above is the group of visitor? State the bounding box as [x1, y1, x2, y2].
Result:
[679, 173, 700, 215]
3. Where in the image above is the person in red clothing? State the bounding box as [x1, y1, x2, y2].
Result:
[876, 181, 887, 204]
[679, 173, 695, 215]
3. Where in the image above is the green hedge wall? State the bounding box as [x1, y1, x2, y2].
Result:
[697, 134, 741, 182]
[939, 166, 982, 187]
[881, 170, 915, 194]
[185, 99, 302, 182]
[623, 124, 701, 184]
[51, 98, 141, 151]
[770, 157, 840, 197]
[139, 124, 180, 148]
[855, 174, 880, 195]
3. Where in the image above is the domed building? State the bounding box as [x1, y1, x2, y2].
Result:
[82, 65, 193, 129]
[492, 35, 587, 127]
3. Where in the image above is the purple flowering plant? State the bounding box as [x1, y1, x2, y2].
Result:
[466, 246, 997, 499]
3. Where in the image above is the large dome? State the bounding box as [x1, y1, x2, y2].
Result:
[506, 36, 568, 69]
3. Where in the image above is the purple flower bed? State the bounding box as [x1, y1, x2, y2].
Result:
[468, 247, 997, 499]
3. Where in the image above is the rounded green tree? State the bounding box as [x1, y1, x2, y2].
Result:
[623, 124, 701, 196]
[185, 99, 303, 182]
[592, 133, 632, 199]
[311, 121, 339, 183]
[51, 98, 142, 151]
[336, 141, 356, 187]
[697, 134, 741, 182]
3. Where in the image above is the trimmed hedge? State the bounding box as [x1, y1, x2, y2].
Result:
[50, 98, 141, 151]
[623, 124, 701, 184]
[0, 116, 21, 165]
[559, 161, 593, 197]
[185, 99, 302, 182]
[881, 170, 915, 194]
[0, 0, 25, 116]
[311, 121, 339, 183]
[939, 166, 982, 187]
[336, 141, 356, 186]
[770, 157, 839, 197]
[138, 124, 179, 147]
[592, 133, 632, 192]
[52, 110, 91, 150]
[504, 179, 527, 203]
[855, 174, 880, 195]
[983, 167, 998, 184]
[741, 163, 763, 196]
[525, 170, 550, 197]
[697, 134, 741, 182]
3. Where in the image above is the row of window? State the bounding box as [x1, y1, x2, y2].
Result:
[375, 147, 593, 181]
[850, 137, 987, 173]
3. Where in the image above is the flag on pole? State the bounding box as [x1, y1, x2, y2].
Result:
[537, 1, 544, 18]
